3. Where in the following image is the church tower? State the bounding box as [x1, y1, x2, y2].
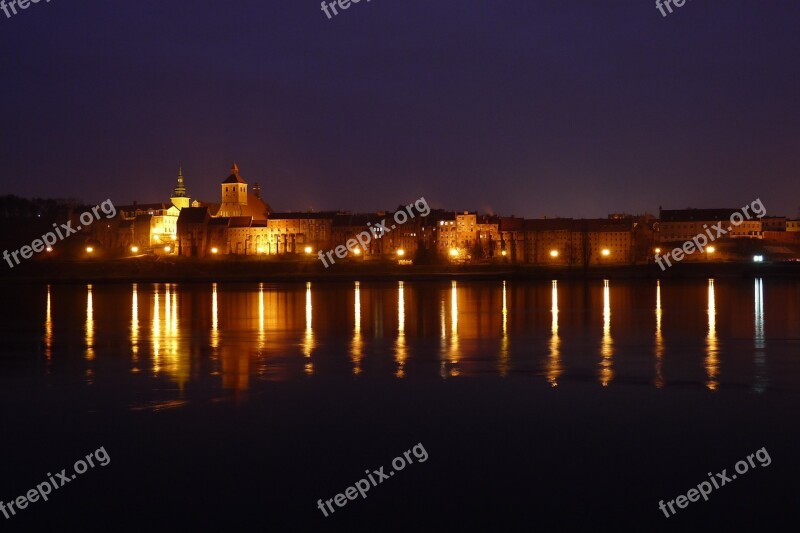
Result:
[170, 167, 191, 210]
[219, 163, 248, 217]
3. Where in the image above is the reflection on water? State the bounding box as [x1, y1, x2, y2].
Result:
[303, 282, 314, 375]
[599, 280, 613, 387]
[448, 281, 460, 377]
[30, 278, 800, 402]
[149, 284, 189, 389]
[352, 281, 362, 375]
[211, 282, 219, 349]
[85, 284, 94, 362]
[131, 283, 139, 371]
[706, 279, 719, 391]
[547, 280, 561, 387]
[395, 281, 406, 378]
[754, 278, 767, 393]
[258, 282, 265, 354]
[45, 285, 52, 361]
[499, 281, 509, 377]
[654, 280, 664, 388]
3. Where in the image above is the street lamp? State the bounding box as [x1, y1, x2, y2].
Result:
[164, 245, 171, 253]
[397, 249, 405, 257]
[304, 246, 313, 254]
[211, 247, 219, 255]
[449, 248, 459, 257]
[601, 249, 610, 257]
[550, 250, 559, 258]
[131, 246, 139, 254]
[86, 246, 94, 254]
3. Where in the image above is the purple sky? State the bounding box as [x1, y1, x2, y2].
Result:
[1, 0, 799, 218]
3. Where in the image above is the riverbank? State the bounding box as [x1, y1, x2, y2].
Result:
[2, 256, 798, 284]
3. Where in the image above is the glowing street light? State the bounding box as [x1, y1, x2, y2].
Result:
[707, 246, 716, 254]
[304, 246, 313, 254]
[449, 248, 459, 257]
[86, 246, 94, 254]
[550, 250, 559, 258]
[353, 248, 361, 255]
[257, 246, 265, 254]
[46, 247, 53, 253]
[654, 247, 661, 254]
[501, 250, 507, 257]
[601, 249, 610, 257]
[396, 249, 406, 257]
[164, 246, 171, 253]
[130, 246, 139, 253]
[211, 247, 219, 255]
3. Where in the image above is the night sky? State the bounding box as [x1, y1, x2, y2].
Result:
[2, 0, 799, 218]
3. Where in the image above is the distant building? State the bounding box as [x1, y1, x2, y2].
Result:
[331, 213, 385, 256]
[476, 215, 501, 259]
[170, 168, 192, 210]
[117, 168, 195, 250]
[762, 217, 786, 232]
[176, 207, 211, 257]
[227, 216, 269, 255]
[214, 163, 272, 220]
[658, 208, 766, 241]
[499, 216, 525, 262]
[266, 212, 336, 255]
[524, 218, 632, 265]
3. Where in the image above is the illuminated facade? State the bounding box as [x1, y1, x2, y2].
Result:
[266, 212, 335, 255]
[118, 168, 194, 249]
[499, 218, 634, 265]
[658, 208, 766, 242]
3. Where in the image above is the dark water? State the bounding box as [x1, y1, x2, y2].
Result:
[4, 278, 800, 392]
[0, 279, 798, 530]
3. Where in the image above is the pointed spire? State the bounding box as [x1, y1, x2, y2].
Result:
[173, 166, 187, 197]
[231, 162, 239, 175]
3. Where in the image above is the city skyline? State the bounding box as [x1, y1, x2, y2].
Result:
[3, 162, 790, 220]
[1, 1, 799, 218]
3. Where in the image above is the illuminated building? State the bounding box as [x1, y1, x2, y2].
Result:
[215, 163, 271, 220]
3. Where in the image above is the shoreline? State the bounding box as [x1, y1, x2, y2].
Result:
[2, 258, 798, 284]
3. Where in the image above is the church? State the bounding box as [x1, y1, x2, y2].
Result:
[214, 163, 271, 220]
[173, 164, 273, 256]
[117, 163, 272, 255]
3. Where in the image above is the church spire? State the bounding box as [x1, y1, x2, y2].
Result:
[173, 167, 187, 197]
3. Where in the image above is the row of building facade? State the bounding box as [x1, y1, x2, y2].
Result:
[96, 164, 799, 265]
